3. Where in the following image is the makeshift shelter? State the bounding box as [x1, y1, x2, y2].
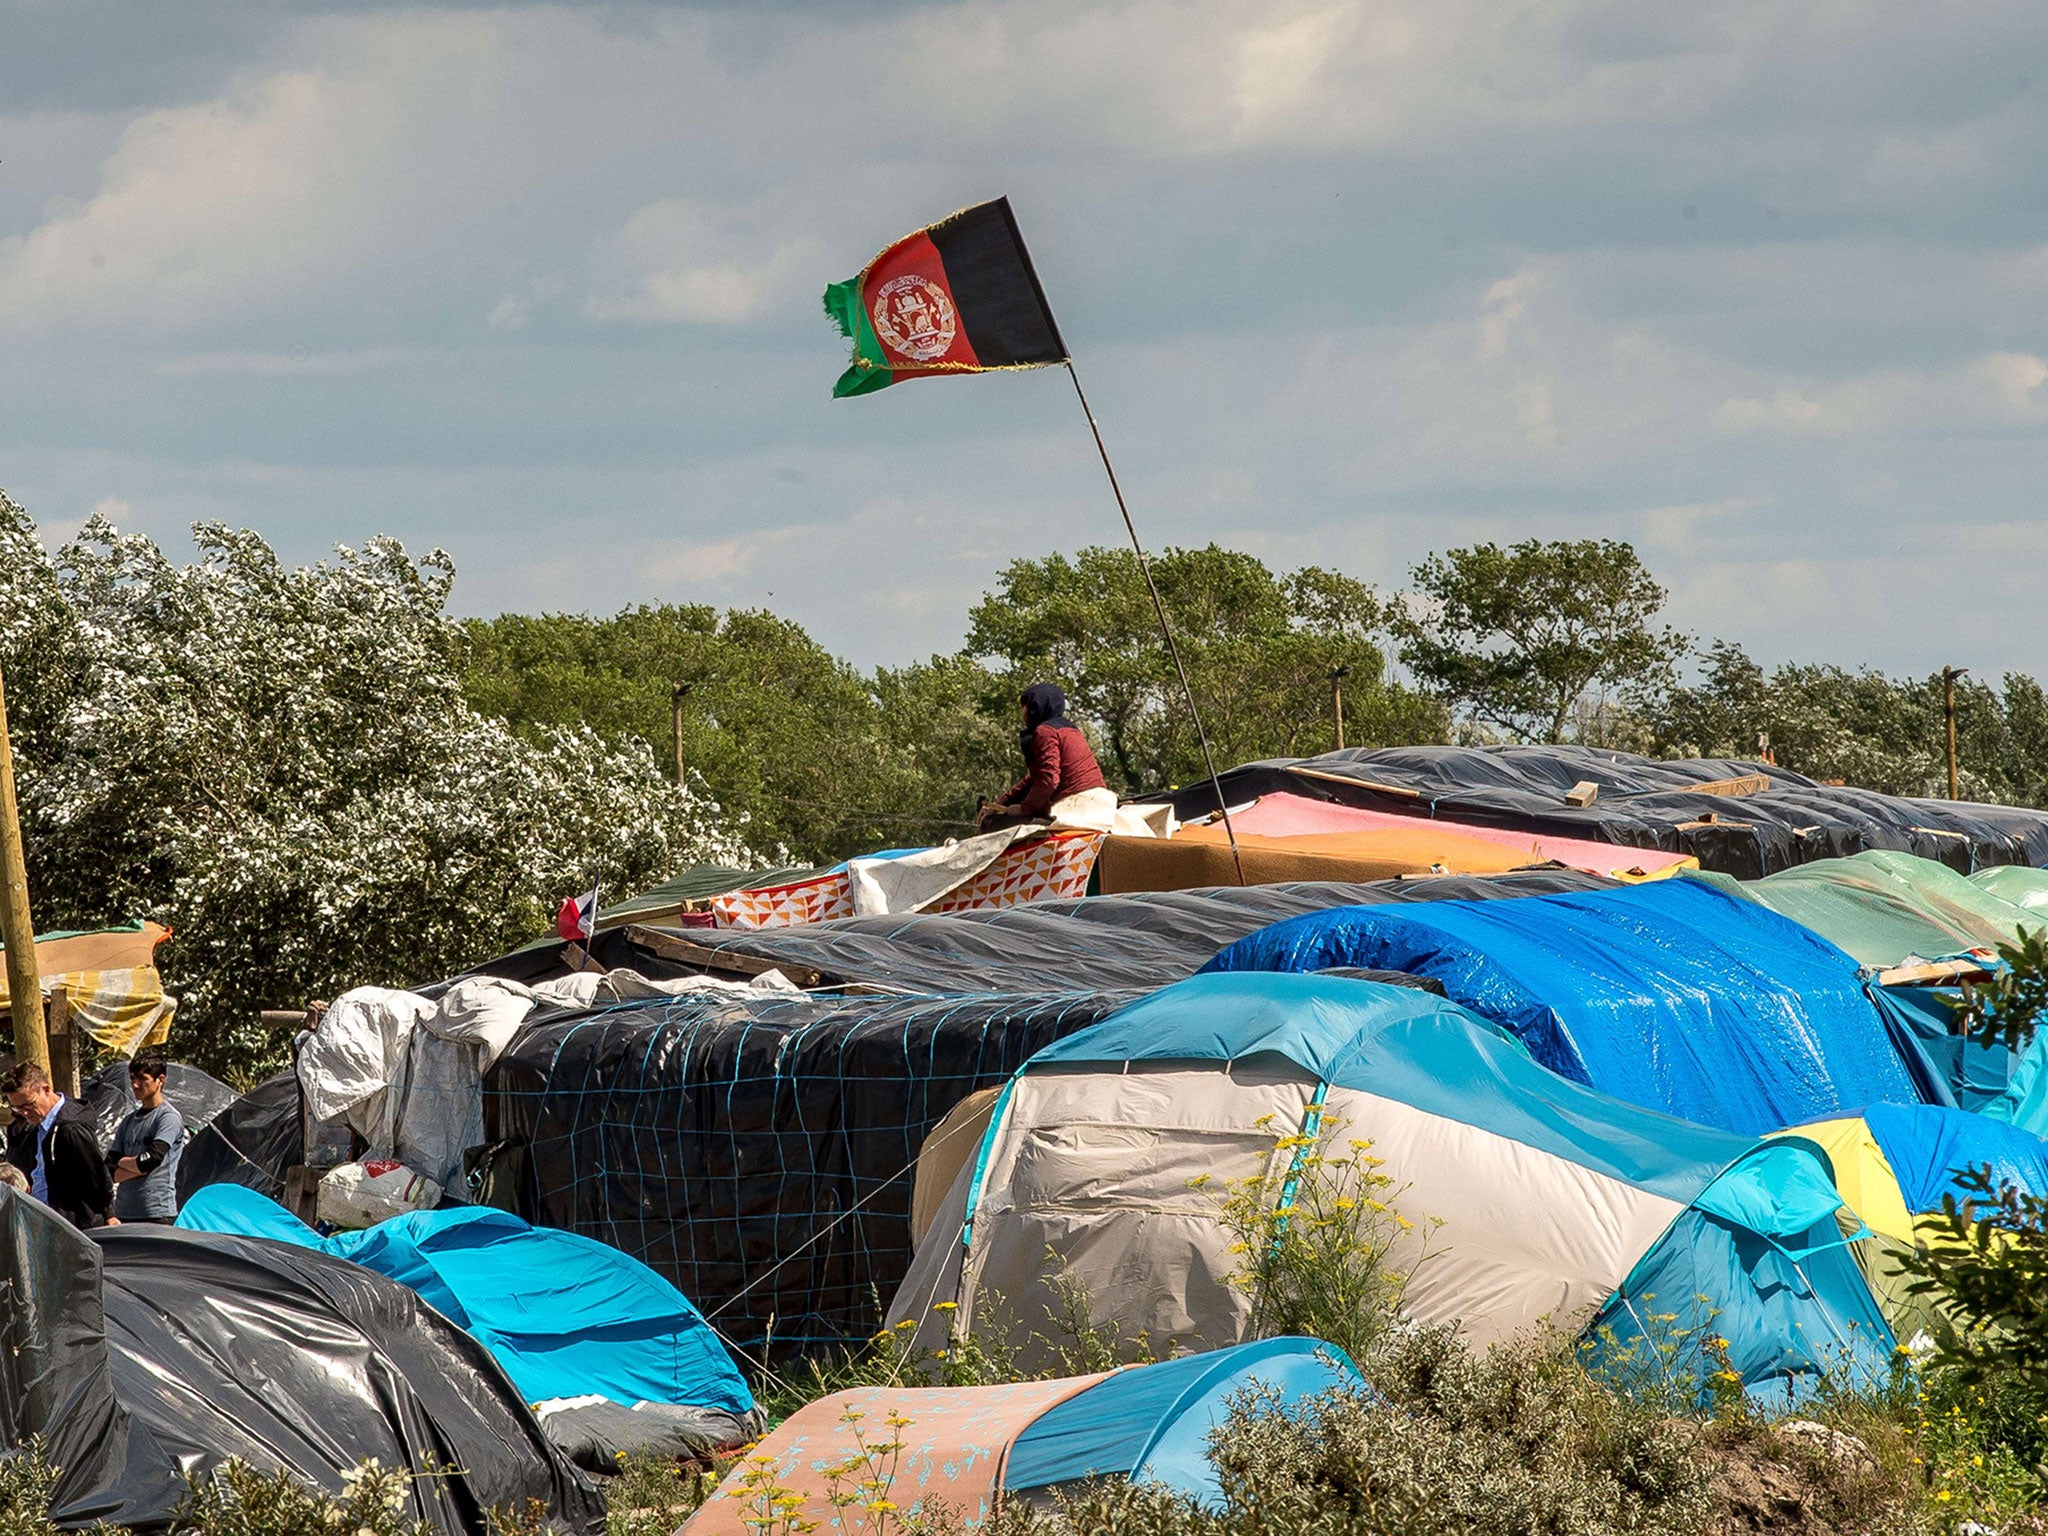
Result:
[495, 869, 1611, 997]
[1692, 850, 2044, 969]
[0, 1188, 602, 1533]
[0, 921, 176, 1057]
[1202, 877, 1933, 1134]
[1145, 745, 2048, 879]
[179, 1184, 757, 1449]
[1212, 790, 1697, 879]
[894, 973, 1893, 1399]
[682, 1337, 1366, 1533]
[1778, 1104, 2048, 1333]
[487, 987, 1140, 1354]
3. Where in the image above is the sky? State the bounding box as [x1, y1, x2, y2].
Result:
[3, 0, 2046, 676]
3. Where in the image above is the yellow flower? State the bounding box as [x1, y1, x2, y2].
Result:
[1937, 1489, 1953, 1503]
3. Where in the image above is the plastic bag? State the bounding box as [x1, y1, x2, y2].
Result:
[317, 1160, 442, 1229]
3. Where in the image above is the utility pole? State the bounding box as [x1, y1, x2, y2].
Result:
[1330, 665, 1350, 752]
[1944, 665, 1967, 801]
[671, 682, 693, 790]
[0, 664, 48, 1071]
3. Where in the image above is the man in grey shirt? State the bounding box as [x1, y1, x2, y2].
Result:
[107, 1049, 184, 1225]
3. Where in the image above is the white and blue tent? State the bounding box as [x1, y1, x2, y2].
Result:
[893, 972, 1893, 1399]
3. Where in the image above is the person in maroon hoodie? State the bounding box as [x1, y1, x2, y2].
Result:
[978, 682, 1108, 831]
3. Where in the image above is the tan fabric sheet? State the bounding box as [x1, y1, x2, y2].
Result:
[682, 1375, 1107, 1534]
[1094, 825, 1542, 894]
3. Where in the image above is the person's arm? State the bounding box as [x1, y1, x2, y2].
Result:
[1013, 730, 1065, 817]
[112, 1137, 171, 1183]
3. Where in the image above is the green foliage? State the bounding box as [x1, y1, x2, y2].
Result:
[985, 1328, 1715, 1536]
[0, 492, 759, 1076]
[967, 545, 1445, 790]
[0, 1439, 70, 1536]
[1205, 1113, 1428, 1367]
[1898, 1165, 2048, 1418]
[1640, 640, 2048, 803]
[459, 605, 944, 863]
[177, 1458, 438, 1536]
[1950, 928, 2048, 1056]
[1395, 539, 1689, 745]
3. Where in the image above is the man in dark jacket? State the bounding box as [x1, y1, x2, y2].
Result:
[3, 1061, 113, 1229]
[978, 682, 1108, 831]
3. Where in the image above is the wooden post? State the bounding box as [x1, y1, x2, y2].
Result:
[46, 988, 77, 1098]
[1944, 665, 1966, 800]
[1330, 666, 1349, 752]
[671, 682, 692, 790]
[0, 663, 46, 1071]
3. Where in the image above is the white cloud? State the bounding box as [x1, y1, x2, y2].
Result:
[585, 199, 824, 326]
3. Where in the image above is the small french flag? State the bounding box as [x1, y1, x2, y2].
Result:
[555, 882, 601, 943]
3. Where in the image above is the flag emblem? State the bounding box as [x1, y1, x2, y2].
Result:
[873, 275, 957, 362]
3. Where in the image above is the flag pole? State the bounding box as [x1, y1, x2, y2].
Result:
[1062, 362, 1245, 885]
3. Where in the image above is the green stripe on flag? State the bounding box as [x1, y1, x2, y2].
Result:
[824, 278, 894, 397]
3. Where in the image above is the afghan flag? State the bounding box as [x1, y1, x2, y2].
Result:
[824, 197, 1068, 398]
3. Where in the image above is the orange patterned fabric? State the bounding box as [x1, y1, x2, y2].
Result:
[709, 832, 1104, 930]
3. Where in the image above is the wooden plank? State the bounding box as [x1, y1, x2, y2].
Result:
[1875, 958, 1995, 988]
[1686, 774, 1772, 798]
[623, 924, 823, 989]
[46, 989, 78, 1097]
[1286, 766, 1424, 800]
[1564, 781, 1599, 807]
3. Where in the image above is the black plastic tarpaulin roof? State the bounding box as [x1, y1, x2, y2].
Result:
[0, 1192, 603, 1534]
[487, 989, 1138, 1356]
[98, 1227, 603, 1533]
[614, 870, 1609, 995]
[175, 1067, 301, 1207]
[1144, 746, 2048, 880]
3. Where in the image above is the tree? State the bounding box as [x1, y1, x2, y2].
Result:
[460, 605, 912, 862]
[0, 491, 758, 1076]
[1638, 642, 2048, 802]
[966, 545, 1445, 792]
[1394, 539, 1689, 744]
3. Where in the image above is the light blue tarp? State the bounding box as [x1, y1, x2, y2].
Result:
[1588, 1198, 1894, 1405]
[1200, 880, 1929, 1136]
[1005, 1336, 1365, 1508]
[1860, 1102, 2048, 1213]
[1031, 974, 1893, 1398]
[178, 1185, 752, 1415]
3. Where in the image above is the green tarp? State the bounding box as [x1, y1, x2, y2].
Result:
[1688, 850, 2043, 969]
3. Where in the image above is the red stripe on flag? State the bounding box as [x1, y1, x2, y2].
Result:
[859, 231, 982, 374]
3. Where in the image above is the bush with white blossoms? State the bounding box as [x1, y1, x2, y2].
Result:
[0, 489, 763, 1076]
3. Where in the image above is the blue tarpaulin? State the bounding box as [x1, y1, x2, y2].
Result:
[1861, 1102, 2048, 1213]
[1200, 879, 1931, 1136]
[178, 1185, 752, 1415]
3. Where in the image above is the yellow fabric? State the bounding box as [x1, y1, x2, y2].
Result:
[1771, 1118, 1916, 1245]
[0, 964, 177, 1057]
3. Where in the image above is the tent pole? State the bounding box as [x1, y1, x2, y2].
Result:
[0, 664, 48, 1070]
[1063, 361, 1244, 884]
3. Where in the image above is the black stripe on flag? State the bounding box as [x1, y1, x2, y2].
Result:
[929, 198, 1068, 368]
